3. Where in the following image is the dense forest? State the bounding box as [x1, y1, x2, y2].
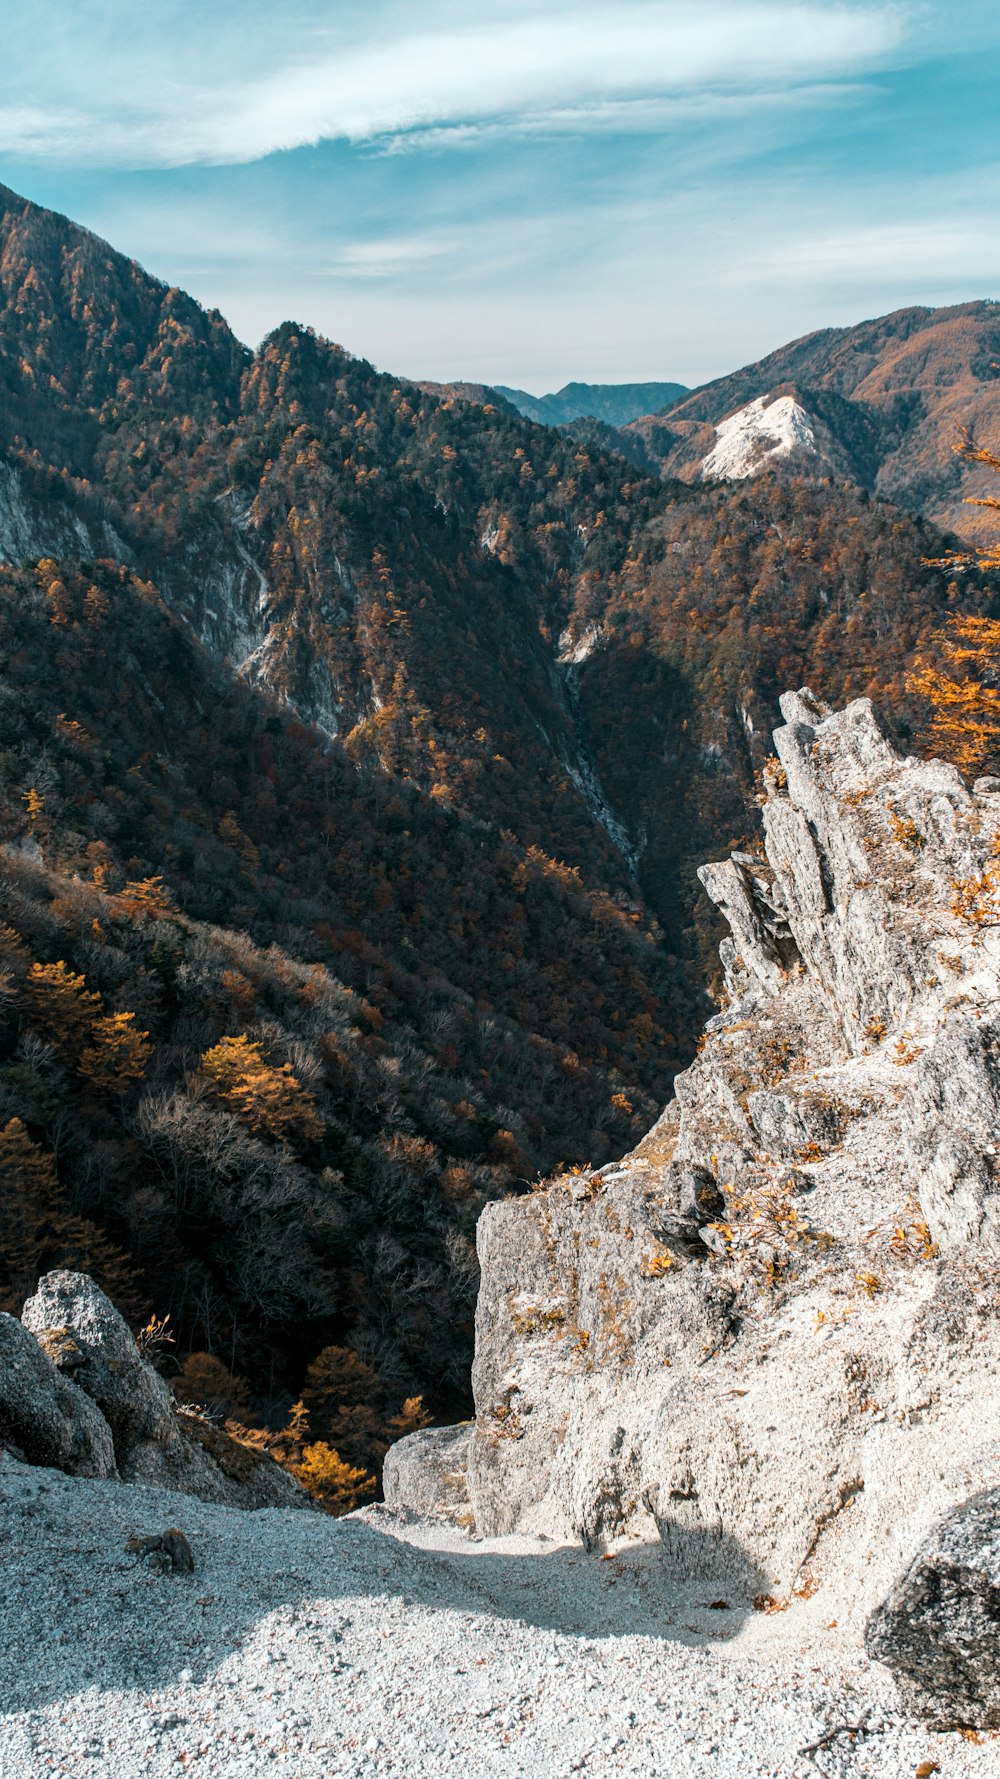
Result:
[0, 181, 995, 1496]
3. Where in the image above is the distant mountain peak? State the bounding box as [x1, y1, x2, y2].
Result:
[625, 298, 1000, 540]
[701, 392, 820, 481]
[491, 380, 689, 428]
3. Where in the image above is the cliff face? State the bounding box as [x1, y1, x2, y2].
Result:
[394, 690, 1000, 1626]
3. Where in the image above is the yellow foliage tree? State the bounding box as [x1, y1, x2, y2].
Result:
[293, 1441, 377, 1514]
[230, 1398, 376, 1515]
[78, 1012, 151, 1094]
[22, 961, 101, 1057]
[908, 436, 1000, 775]
[113, 875, 177, 921]
[200, 1033, 323, 1143]
[907, 615, 1000, 776]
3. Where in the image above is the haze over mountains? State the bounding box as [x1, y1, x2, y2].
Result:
[0, 177, 996, 1462]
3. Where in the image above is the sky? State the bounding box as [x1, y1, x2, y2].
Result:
[0, 1, 998, 390]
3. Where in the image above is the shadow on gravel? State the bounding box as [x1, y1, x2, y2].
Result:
[0, 1467, 768, 1712]
[382, 1525, 769, 1645]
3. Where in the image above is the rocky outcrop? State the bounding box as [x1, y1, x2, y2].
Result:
[866, 1486, 1000, 1727]
[9, 1271, 309, 1512]
[0, 1312, 116, 1478]
[23, 1272, 184, 1475]
[389, 689, 1000, 1655]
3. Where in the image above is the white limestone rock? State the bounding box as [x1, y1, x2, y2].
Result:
[383, 1423, 473, 1522]
[390, 689, 1000, 1638]
[866, 1485, 1000, 1727]
[20, 1271, 310, 1511]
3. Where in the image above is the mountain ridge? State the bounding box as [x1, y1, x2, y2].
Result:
[0, 176, 995, 1467]
[627, 299, 1000, 540]
[494, 379, 689, 428]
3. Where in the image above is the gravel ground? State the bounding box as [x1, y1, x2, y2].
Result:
[0, 1454, 996, 1779]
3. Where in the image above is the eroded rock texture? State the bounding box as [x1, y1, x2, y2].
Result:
[866, 1486, 1000, 1727]
[392, 691, 1000, 1654]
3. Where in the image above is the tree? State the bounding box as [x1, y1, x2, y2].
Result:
[232, 1398, 376, 1514]
[908, 615, 1000, 775]
[173, 1352, 252, 1422]
[0, 1115, 146, 1321]
[907, 438, 1000, 775]
[113, 876, 177, 921]
[0, 1116, 60, 1311]
[78, 1012, 151, 1095]
[21, 961, 101, 1058]
[200, 1033, 323, 1143]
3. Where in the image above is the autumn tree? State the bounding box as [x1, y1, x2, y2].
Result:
[78, 1012, 152, 1095]
[908, 615, 1000, 775]
[200, 1033, 323, 1143]
[302, 1343, 430, 1474]
[22, 961, 100, 1058]
[231, 1397, 376, 1515]
[0, 1116, 61, 1311]
[113, 876, 177, 921]
[908, 438, 1000, 775]
[0, 1115, 145, 1320]
[173, 1352, 252, 1422]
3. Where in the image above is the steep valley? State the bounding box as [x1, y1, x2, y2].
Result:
[0, 178, 997, 1474]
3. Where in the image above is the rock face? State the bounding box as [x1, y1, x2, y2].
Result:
[10, 1271, 308, 1512]
[382, 1424, 473, 1523]
[866, 1486, 1000, 1727]
[0, 1312, 117, 1478]
[390, 689, 1000, 1638]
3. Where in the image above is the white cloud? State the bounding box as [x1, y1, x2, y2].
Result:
[0, 3, 906, 167]
[330, 235, 458, 278]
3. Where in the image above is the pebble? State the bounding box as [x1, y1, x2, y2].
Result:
[0, 1460, 994, 1779]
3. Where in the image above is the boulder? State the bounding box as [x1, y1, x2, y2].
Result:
[21, 1271, 313, 1511]
[866, 1487, 1000, 1728]
[383, 1424, 473, 1522]
[0, 1312, 116, 1478]
[22, 1271, 179, 1472]
[176, 1410, 313, 1512]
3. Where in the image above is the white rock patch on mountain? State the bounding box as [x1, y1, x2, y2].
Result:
[701, 394, 819, 480]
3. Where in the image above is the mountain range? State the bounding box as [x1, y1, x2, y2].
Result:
[621, 300, 1000, 542]
[493, 380, 689, 428]
[0, 177, 995, 1469]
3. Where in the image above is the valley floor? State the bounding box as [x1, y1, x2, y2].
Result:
[0, 1458, 995, 1779]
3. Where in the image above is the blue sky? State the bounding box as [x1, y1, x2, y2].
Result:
[0, 2, 998, 389]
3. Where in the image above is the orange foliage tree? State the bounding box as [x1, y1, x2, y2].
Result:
[200, 1033, 323, 1143]
[22, 961, 101, 1057]
[908, 438, 1000, 775]
[79, 1012, 152, 1094]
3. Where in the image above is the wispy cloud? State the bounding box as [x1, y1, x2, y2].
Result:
[329, 235, 458, 278]
[0, 4, 906, 168]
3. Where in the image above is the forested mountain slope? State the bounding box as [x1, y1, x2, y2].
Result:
[625, 301, 1000, 543]
[0, 180, 994, 1477]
